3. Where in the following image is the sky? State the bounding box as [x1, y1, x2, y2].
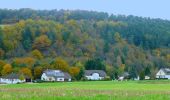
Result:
[0, 0, 170, 20]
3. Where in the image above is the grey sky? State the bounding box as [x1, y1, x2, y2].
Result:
[0, 0, 170, 20]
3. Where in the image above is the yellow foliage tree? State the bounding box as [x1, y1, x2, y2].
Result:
[52, 58, 69, 72]
[69, 67, 80, 77]
[19, 68, 32, 78]
[33, 35, 51, 50]
[0, 60, 6, 76]
[13, 57, 35, 68]
[31, 49, 43, 60]
[34, 66, 43, 79]
[1, 64, 13, 76]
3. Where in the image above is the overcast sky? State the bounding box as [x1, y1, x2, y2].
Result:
[0, 0, 170, 20]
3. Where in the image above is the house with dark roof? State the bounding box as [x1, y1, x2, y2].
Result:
[0, 73, 31, 84]
[41, 70, 71, 82]
[84, 70, 106, 80]
[156, 68, 170, 79]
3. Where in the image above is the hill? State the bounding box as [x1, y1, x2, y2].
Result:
[0, 9, 169, 79]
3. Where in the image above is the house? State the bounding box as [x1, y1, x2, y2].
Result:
[134, 76, 140, 81]
[118, 72, 130, 81]
[84, 70, 106, 80]
[145, 76, 150, 80]
[156, 68, 170, 79]
[0, 73, 31, 84]
[41, 69, 71, 82]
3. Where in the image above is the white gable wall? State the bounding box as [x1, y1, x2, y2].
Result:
[41, 73, 55, 81]
[85, 73, 104, 80]
[156, 69, 170, 79]
[156, 69, 166, 76]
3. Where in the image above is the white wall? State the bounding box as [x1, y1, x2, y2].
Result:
[56, 78, 64, 81]
[41, 73, 66, 82]
[41, 73, 55, 81]
[85, 73, 104, 80]
[0, 78, 25, 84]
[156, 69, 170, 79]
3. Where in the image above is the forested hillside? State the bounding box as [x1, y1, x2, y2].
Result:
[0, 9, 169, 80]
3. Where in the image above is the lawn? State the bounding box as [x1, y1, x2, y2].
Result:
[1, 81, 170, 100]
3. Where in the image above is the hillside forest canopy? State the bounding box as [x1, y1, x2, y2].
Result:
[0, 9, 169, 80]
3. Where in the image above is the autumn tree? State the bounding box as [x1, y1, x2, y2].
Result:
[19, 68, 32, 78]
[12, 57, 35, 68]
[0, 60, 6, 76]
[69, 66, 80, 80]
[1, 64, 13, 76]
[34, 66, 43, 79]
[51, 58, 69, 72]
[31, 49, 43, 60]
[33, 35, 51, 50]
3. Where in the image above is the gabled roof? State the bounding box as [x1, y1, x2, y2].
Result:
[0, 73, 30, 79]
[120, 72, 129, 77]
[84, 70, 106, 77]
[43, 69, 71, 79]
[160, 68, 170, 75]
[1, 73, 20, 79]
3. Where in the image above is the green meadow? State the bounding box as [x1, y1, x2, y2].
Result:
[1, 81, 170, 100]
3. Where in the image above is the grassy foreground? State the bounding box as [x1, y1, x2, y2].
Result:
[1, 81, 170, 100]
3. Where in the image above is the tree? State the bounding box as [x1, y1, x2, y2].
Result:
[19, 74, 25, 81]
[19, 68, 32, 78]
[85, 58, 106, 70]
[75, 67, 84, 80]
[69, 66, 80, 80]
[106, 65, 114, 79]
[33, 35, 51, 50]
[1, 64, 13, 76]
[139, 71, 145, 80]
[31, 49, 43, 60]
[114, 32, 121, 43]
[51, 58, 69, 72]
[12, 57, 35, 68]
[144, 67, 151, 76]
[0, 60, 6, 76]
[129, 67, 137, 80]
[34, 66, 43, 79]
[0, 49, 4, 59]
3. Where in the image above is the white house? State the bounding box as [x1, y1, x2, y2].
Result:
[84, 70, 106, 80]
[145, 76, 150, 80]
[118, 72, 129, 81]
[0, 73, 27, 84]
[41, 69, 71, 82]
[156, 68, 170, 79]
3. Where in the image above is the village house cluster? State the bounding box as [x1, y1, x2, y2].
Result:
[0, 68, 170, 84]
[0, 69, 107, 84]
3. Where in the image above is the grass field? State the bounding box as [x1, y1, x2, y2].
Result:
[1, 81, 170, 100]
